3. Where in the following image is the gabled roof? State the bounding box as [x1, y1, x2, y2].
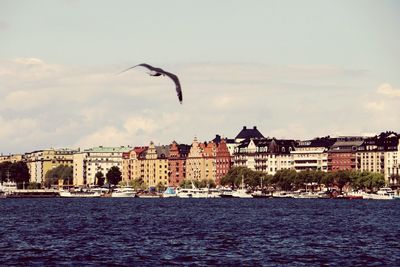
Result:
[178, 144, 191, 154]
[155, 145, 170, 159]
[235, 126, 264, 140]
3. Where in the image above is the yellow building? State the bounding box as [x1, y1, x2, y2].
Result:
[0, 154, 23, 163]
[25, 148, 78, 184]
[121, 147, 147, 183]
[141, 142, 170, 188]
[186, 137, 204, 181]
[185, 137, 217, 182]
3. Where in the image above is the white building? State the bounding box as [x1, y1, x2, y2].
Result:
[234, 138, 295, 175]
[356, 133, 400, 184]
[291, 138, 336, 172]
[73, 146, 131, 186]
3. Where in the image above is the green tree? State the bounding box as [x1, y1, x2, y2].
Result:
[0, 161, 12, 183]
[106, 166, 122, 185]
[321, 172, 334, 188]
[44, 165, 73, 188]
[332, 170, 351, 193]
[95, 171, 105, 186]
[364, 172, 385, 191]
[9, 161, 30, 188]
[272, 169, 297, 191]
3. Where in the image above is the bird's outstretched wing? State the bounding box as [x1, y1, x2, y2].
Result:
[117, 63, 157, 75]
[158, 70, 182, 104]
[119, 63, 183, 104]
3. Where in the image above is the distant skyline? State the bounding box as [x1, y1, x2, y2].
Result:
[0, 0, 399, 154]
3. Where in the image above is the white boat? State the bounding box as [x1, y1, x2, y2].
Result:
[363, 187, 395, 200]
[272, 191, 294, 198]
[292, 190, 320, 199]
[176, 183, 221, 198]
[137, 194, 160, 198]
[59, 190, 101, 198]
[232, 188, 253, 198]
[111, 187, 136, 198]
[0, 181, 17, 194]
[219, 187, 234, 198]
[232, 177, 253, 198]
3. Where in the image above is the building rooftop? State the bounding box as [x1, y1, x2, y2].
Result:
[235, 126, 264, 140]
[84, 146, 132, 153]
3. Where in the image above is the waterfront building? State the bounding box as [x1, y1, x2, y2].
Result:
[234, 138, 258, 170]
[291, 137, 336, 172]
[255, 138, 296, 175]
[202, 141, 217, 182]
[25, 148, 78, 184]
[73, 146, 131, 186]
[140, 142, 170, 188]
[0, 154, 23, 163]
[215, 139, 232, 185]
[121, 147, 147, 183]
[186, 137, 206, 181]
[235, 126, 264, 143]
[356, 132, 399, 184]
[168, 141, 190, 187]
[234, 138, 295, 175]
[328, 137, 364, 171]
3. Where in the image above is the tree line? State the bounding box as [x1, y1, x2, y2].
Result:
[0, 161, 30, 188]
[221, 167, 386, 192]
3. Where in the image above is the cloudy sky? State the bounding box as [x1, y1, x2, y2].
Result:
[0, 0, 399, 154]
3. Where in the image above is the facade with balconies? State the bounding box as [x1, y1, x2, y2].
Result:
[291, 137, 336, 172]
[327, 137, 364, 171]
[356, 132, 400, 184]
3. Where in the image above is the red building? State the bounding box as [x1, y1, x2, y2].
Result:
[328, 138, 363, 171]
[168, 141, 190, 187]
[215, 139, 232, 185]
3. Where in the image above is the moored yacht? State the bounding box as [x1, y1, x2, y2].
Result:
[176, 183, 221, 198]
[232, 177, 253, 198]
[111, 187, 136, 198]
[0, 181, 17, 194]
[59, 189, 101, 198]
[363, 187, 395, 200]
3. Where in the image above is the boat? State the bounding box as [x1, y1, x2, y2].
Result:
[251, 176, 271, 198]
[0, 181, 17, 194]
[251, 190, 272, 198]
[162, 187, 177, 198]
[232, 177, 253, 198]
[176, 182, 221, 198]
[272, 191, 294, 198]
[294, 192, 320, 199]
[136, 193, 160, 198]
[219, 187, 234, 198]
[59, 189, 101, 198]
[6, 189, 60, 198]
[111, 187, 136, 198]
[362, 187, 395, 200]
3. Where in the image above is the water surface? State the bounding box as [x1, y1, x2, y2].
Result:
[0, 199, 399, 266]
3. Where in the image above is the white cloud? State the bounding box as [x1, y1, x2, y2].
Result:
[365, 101, 385, 112]
[377, 83, 400, 98]
[1, 58, 397, 153]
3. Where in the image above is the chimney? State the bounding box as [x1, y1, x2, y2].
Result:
[243, 126, 247, 130]
[253, 126, 257, 130]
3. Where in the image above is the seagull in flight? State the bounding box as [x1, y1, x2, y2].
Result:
[119, 63, 182, 104]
